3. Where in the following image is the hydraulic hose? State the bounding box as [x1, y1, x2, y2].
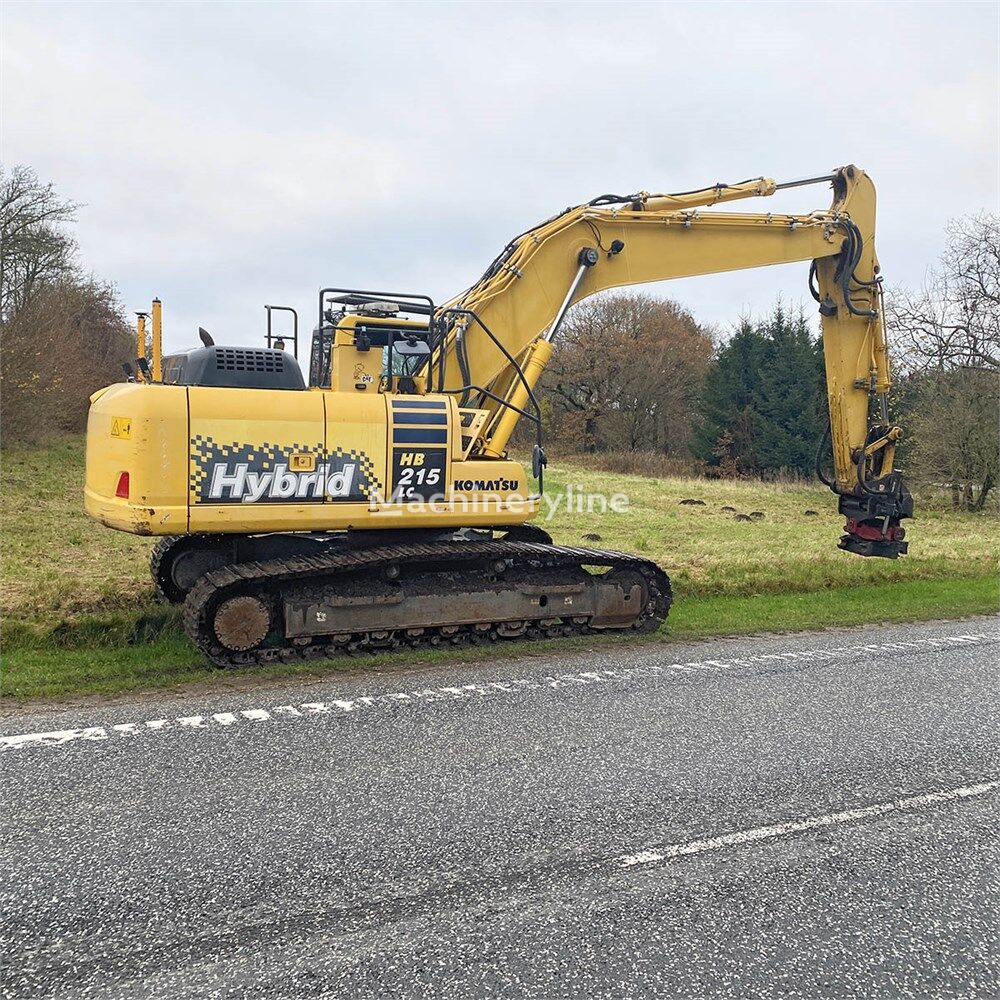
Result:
[815, 416, 842, 494]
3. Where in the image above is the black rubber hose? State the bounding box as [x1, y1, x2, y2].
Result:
[454, 323, 472, 407]
[857, 448, 879, 496]
[831, 220, 878, 317]
[587, 194, 638, 206]
[840, 229, 877, 317]
[808, 260, 821, 302]
[815, 417, 842, 493]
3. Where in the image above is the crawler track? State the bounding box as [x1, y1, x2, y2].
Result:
[183, 540, 672, 668]
[150, 536, 185, 603]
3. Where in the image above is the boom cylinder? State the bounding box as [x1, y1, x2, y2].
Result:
[486, 248, 597, 457]
[482, 338, 552, 458]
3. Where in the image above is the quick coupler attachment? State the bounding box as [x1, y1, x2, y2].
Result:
[837, 473, 913, 559]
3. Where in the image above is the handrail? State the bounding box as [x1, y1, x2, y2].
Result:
[265, 305, 299, 359]
[439, 306, 546, 491]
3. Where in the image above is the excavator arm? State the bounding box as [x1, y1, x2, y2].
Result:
[433, 164, 911, 558]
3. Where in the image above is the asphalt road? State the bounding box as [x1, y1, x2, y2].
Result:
[3, 616, 999, 999]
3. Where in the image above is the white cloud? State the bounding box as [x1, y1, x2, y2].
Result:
[2, 0, 996, 352]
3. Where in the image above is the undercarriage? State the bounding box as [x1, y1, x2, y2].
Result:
[151, 532, 672, 669]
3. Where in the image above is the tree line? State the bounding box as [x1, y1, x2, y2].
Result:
[542, 213, 998, 510]
[0, 165, 134, 444]
[541, 297, 828, 475]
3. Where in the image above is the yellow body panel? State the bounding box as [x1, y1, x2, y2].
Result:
[85, 382, 540, 535]
[187, 385, 328, 532]
[85, 383, 189, 534]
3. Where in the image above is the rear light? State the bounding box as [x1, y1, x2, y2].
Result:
[115, 472, 130, 499]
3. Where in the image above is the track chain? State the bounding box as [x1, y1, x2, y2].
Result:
[183, 540, 672, 669]
[149, 536, 185, 603]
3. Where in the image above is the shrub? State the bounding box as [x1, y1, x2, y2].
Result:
[1, 279, 133, 445]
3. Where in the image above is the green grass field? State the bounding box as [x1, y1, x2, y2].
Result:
[2, 436, 996, 700]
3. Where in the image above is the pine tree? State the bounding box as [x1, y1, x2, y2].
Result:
[694, 318, 769, 474]
[755, 305, 826, 474]
[695, 304, 825, 475]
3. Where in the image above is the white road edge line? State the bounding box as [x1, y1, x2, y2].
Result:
[616, 779, 1000, 869]
[1, 631, 994, 753]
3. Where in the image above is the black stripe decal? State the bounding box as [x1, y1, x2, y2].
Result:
[391, 399, 446, 409]
[392, 412, 448, 425]
[392, 428, 448, 444]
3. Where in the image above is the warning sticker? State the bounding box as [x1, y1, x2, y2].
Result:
[110, 417, 132, 439]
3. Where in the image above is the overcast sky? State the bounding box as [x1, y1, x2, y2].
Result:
[3, 1, 997, 352]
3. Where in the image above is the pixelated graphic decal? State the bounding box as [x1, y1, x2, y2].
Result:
[190, 436, 383, 504]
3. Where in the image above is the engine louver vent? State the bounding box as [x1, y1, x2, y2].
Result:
[215, 348, 284, 373]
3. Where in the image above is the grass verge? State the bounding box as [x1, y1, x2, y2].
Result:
[3, 435, 996, 702]
[3, 575, 995, 702]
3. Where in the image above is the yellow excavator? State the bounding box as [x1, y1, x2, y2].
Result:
[85, 165, 911, 667]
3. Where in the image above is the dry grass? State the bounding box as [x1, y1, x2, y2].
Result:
[2, 436, 155, 622]
[1, 436, 996, 633]
[540, 464, 998, 599]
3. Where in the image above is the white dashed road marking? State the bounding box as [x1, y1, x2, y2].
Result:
[616, 779, 1000, 869]
[1, 631, 994, 753]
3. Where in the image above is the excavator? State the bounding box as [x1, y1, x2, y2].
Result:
[85, 164, 912, 667]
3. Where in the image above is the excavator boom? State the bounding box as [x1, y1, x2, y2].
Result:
[433, 164, 910, 557]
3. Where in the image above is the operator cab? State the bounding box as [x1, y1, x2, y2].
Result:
[309, 291, 435, 393]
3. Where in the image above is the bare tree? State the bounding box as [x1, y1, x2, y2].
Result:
[889, 213, 1000, 372]
[544, 293, 713, 454]
[1, 279, 134, 443]
[0, 167, 136, 444]
[907, 367, 998, 510]
[0, 165, 80, 325]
